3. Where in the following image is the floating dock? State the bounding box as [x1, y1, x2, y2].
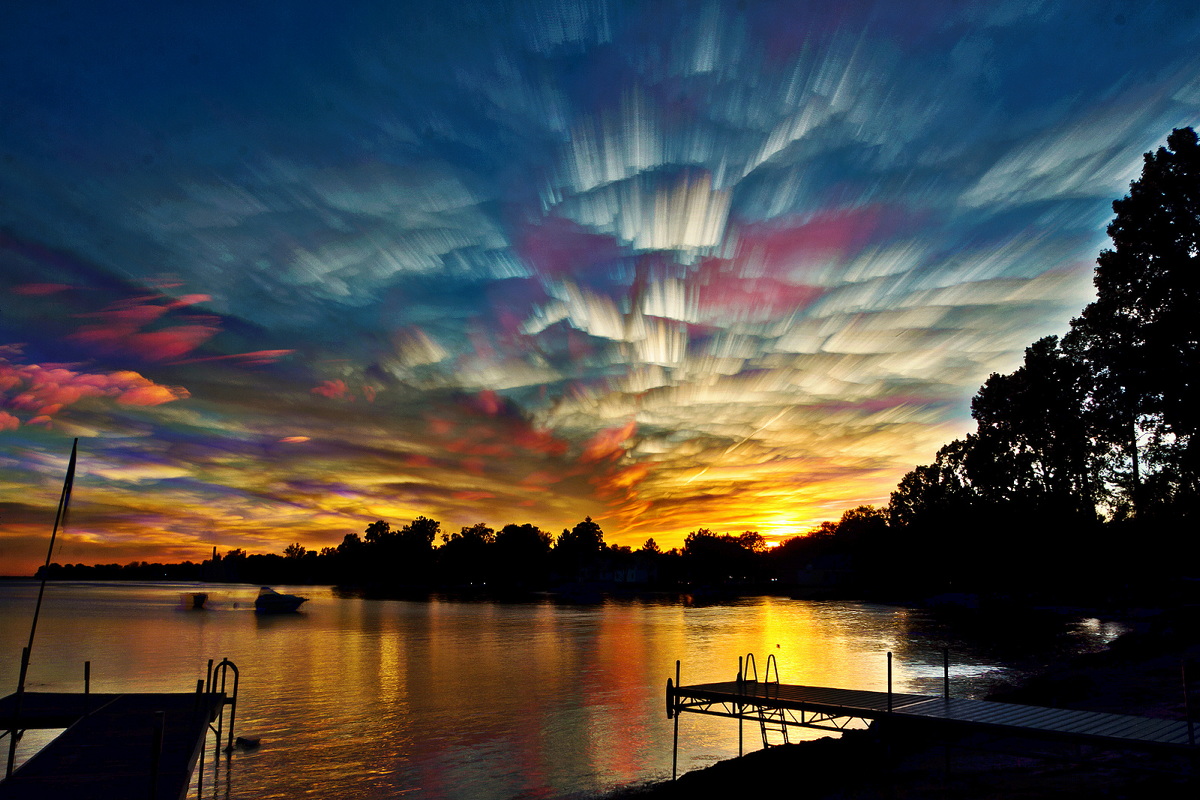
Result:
[0, 660, 238, 800]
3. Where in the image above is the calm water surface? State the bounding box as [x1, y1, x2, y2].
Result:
[0, 582, 1126, 799]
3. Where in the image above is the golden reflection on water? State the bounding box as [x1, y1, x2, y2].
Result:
[0, 583, 1124, 799]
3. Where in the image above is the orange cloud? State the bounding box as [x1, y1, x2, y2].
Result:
[452, 490, 496, 501]
[580, 419, 637, 463]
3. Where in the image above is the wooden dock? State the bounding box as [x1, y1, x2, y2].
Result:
[672, 680, 1196, 749]
[0, 688, 230, 800]
[667, 654, 1198, 778]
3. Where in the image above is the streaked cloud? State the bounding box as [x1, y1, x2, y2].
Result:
[1, 0, 1199, 572]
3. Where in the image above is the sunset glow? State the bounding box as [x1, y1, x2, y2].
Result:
[3, 1, 1199, 574]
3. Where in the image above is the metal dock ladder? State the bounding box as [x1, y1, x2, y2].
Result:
[739, 653, 789, 747]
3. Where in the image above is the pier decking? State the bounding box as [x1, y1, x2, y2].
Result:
[1, 690, 228, 800]
[667, 654, 1198, 779]
[672, 680, 1196, 749]
[0, 691, 227, 800]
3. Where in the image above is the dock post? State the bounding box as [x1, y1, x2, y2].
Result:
[84, 661, 91, 716]
[737, 655, 743, 756]
[6, 646, 30, 778]
[672, 660, 680, 781]
[887, 652, 893, 713]
[943, 647, 950, 700]
[1184, 659, 1195, 747]
[150, 710, 165, 799]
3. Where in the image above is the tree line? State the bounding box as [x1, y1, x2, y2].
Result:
[36, 517, 778, 594]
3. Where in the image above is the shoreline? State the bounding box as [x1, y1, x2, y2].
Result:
[599, 606, 1200, 800]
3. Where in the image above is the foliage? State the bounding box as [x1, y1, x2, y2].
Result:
[1065, 127, 1200, 518]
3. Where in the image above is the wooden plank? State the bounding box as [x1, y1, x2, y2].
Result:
[675, 681, 1198, 752]
[0, 693, 124, 729]
[0, 692, 225, 800]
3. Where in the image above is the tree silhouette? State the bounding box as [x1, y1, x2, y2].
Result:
[1067, 127, 1200, 517]
[494, 523, 553, 588]
[364, 520, 391, 543]
[439, 523, 495, 586]
[555, 516, 605, 555]
[969, 336, 1095, 517]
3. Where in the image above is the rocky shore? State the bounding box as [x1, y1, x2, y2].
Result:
[602, 607, 1200, 799]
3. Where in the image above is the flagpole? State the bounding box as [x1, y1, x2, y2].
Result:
[8, 438, 77, 778]
[23, 437, 78, 665]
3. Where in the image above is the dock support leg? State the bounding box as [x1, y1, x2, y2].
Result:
[6, 647, 30, 779]
[887, 652, 893, 712]
[150, 710, 165, 799]
[943, 647, 950, 700]
[1183, 660, 1194, 747]
[672, 660, 680, 781]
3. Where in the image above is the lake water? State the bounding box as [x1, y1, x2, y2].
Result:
[0, 581, 1126, 799]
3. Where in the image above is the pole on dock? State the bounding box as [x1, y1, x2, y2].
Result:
[150, 710, 165, 799]
[1183, 659, 1195, 747]
[6, 647, 30, 778]
[887, 652, 893, 713]
[84, 661, 91, 716]
[943, 647, 950, 700]
[10, 439, 78, 780]
[672, 660, 680, 781]
[736, 655, 743, 756]
[23, 440, 78, 682]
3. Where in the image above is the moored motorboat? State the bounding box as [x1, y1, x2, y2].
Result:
[181, 591, 209, 610]
[254, 586, 308, 613]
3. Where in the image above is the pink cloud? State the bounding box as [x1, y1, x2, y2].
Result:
[65, 292, 288, 367]
[172, 349, 293, 366]
[734, 206, 898, 272]
[311, 379, 349, 399]
[0, 354, 189, 427]
[279, 436, 311, 443]
[515, 216, 625, 279]
[12, 283, 72, 296]
[69, 294, 220, 362]
[695, 261, 825, 321]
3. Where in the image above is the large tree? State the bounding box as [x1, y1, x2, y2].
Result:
[1067, 127, 1200, 516]
[969, 336, 1094, 517]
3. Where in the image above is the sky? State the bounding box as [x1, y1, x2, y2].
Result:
[2, 0, 1199, 574]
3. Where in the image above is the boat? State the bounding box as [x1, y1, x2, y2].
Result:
[181, 591, 209, 610]
[254, 586, 308, 613]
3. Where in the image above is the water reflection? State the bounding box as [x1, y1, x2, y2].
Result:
[0, 583, 1125, 799]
